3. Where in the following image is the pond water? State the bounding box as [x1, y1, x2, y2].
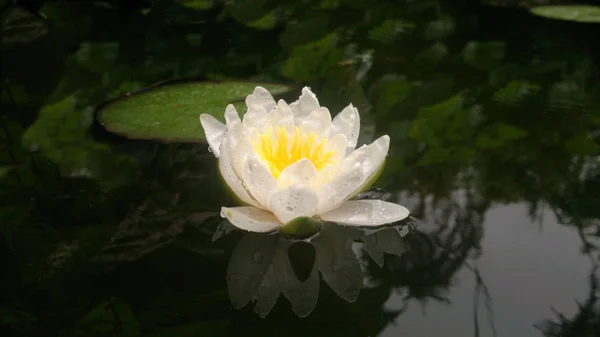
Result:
[2, 1, 600, 337]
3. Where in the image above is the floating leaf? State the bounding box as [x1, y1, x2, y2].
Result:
[530, 5, 600, 23]
[98, 81, 294, 142]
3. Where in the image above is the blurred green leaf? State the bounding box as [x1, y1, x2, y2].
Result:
[146, 319, 229, 337]
[281, 33, 344, 82]
[177, 0, 215, 10]
[1, 6, 49, 45]
[423, 16, 455, 40]
[369, 74, 412, 117]
[565, 134, 598, 155]
[463, 41, 505, 71]
[75, 42, 119, 72]
[73, 298, 139, 337]
[493, 80, 540, 104]
[227, 0, 274, 24]
[476, 122, 528, 149]
[0, 166, 12, 178]
[98, 81, 293, 142]
[280, 15, 330, 48]
[530, 5, 600, 23]
[368, 19, 413, 43]
[408, 94, 463, 146]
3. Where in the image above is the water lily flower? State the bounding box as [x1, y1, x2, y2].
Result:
[200, 86, 409, 232]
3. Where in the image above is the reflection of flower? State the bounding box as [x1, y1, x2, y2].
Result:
[200, 87, 409, 232]
[224, 222, 408, 317]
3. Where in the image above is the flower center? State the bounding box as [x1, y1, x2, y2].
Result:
[252, 127, 336, 179]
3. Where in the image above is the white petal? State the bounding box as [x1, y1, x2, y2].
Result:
[244, 155, 277, 208]
[361, 135, 389, 178]
[266, 99, 295, 133]
[309, 164, 339, 189]
[242, 105, 268, 132]
[331, 104, 360, 155]
[340, 144, 367, 171]
[225, 117, 242, 150]
[224, 104, 241, 125]
[218, 139, 261, 208]
[299, 107, 331, 138]
[324, 133, 347, 163]
[277, 158, 318, 189]
[269, 185, 319, 224]
[320, 200, 410, 226]
[289, 87, 320, 120]
[246, 86, 276, 112]
[316, 162, 364, 214]
[220, 206, 281, 232]
[199, 114, 225, 158]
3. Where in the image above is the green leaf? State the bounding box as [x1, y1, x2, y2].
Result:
[530, 5, 600, 23]
[98, 81, 294, 142]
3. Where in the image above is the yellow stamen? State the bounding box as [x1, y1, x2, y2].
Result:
[252, 126, 337, 179]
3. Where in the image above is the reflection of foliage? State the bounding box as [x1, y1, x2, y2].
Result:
[536, 266, 600, 337]
[366, 190, 487, 304]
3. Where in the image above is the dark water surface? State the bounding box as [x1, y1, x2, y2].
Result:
[2, 1, 600, 336]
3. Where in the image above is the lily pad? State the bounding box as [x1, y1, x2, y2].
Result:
[530, 5, 600, 23]
[97, 81, 294, 142]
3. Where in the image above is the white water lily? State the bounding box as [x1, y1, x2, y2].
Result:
[200, 86, 409, 232]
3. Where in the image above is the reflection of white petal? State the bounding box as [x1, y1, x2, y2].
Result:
[290, 87, 320, 121]
[277, 158, 318, 189]
[220, 207, 281, 232]
[226, 233, 279, 309]
[320, 200, 410, 227]
[312, 225, 363, 303]
[254, 240, 285, 318]
[299, 107, 331, 137]
[362, 228, 406, 267]
[244, 155, 277, 208]
[199, 114, 225, 157]
[245, 86, 276, 112]
[218, 139, 260, 207]
[281, 247, 319, 318]
[331, 104, 360, 155]
[269, 185, 319, 224]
